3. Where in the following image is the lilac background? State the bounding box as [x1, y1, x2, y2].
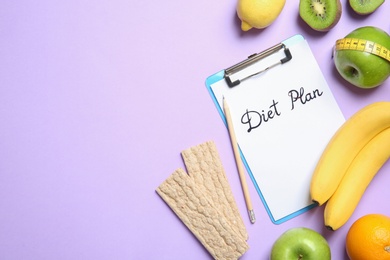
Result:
[0, 1, 389, 259]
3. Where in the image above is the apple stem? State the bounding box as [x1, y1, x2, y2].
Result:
[298, 254, 303, 260]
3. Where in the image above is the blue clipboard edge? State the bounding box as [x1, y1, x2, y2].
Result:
[205, 34, 317, 225]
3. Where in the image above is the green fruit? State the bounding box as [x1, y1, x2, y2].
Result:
[334, 26, 390, 89]
[299, 0, 342, 32]
[349, 0, 385, 15]
[270, 227, 331, 260]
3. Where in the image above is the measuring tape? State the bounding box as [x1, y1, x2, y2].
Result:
[335, 38, 390, 62]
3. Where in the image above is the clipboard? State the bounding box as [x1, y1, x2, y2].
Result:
[205, 35, 345, 224]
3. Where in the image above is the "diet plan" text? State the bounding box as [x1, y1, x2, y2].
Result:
[240, 87, 323, 133]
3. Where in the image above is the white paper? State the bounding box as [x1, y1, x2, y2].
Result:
[211, 39, 345, 222]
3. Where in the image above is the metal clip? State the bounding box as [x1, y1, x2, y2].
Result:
[224, 43, 292, 88]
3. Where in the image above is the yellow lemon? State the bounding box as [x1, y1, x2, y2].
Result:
[237, 0, 286, 31]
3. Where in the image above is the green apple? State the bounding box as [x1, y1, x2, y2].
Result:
[270, 227, 331, 260]
[334, 26, 390, 89]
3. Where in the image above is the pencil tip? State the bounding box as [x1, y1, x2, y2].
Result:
[249, 210, 256, 224]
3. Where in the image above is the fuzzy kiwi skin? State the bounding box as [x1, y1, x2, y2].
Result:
[322, 0, 342, 32]
[300, 0, 342, 32]
[330, 0, 342, 31]
[349, 0, 385, 15]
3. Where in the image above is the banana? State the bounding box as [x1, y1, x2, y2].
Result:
[324, 127, 390, 231]
[310, 102, 390, 206]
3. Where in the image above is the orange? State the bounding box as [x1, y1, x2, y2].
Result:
[346, 214, 390, 260]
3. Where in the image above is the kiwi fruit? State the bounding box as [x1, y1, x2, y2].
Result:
[349, 0, 385, 15]
[299, 0, 342, 32]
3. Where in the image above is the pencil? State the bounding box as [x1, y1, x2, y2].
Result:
[223, 96, 256, 224]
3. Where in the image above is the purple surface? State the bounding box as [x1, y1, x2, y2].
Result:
[0, 1, 389, 259]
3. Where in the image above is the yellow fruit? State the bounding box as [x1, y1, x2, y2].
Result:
[310, 102, 390, 206]
[236, 0, 286, 31]
[324, 127, 390, 231]
[346, 214, 390, 260]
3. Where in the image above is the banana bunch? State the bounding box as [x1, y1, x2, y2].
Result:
[310, 101, 390, 231]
